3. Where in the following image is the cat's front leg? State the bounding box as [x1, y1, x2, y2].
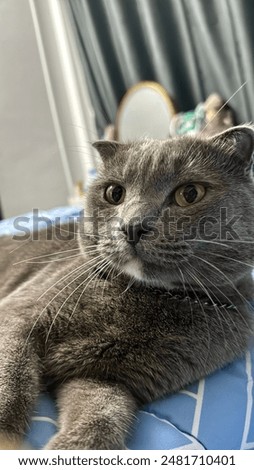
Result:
[0, 324, 40, 449]
[46, 378, 136, 450]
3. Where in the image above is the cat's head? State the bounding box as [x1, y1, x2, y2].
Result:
[80, 126, 254, 292]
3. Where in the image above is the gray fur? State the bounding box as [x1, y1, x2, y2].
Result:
[0, 126, 254, 449]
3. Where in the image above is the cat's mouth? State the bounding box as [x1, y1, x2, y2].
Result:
[94, 227, 192, 285]
[121, 254, 182, 289]
[111, 238, 191, 285]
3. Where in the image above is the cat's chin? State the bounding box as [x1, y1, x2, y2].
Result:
[122, 259, 144, 281]
[122, 259, 175, 290]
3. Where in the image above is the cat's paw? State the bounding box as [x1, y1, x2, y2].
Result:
[45, 432, 125, 450]
[0, 433, 22, 449]
[45, 433, 78, 450]
[45, 436, 65, 450]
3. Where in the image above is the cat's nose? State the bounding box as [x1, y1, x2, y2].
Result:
[121, 222, 150, 245]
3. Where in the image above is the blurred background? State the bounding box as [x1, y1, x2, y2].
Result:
[0, 0, 253, 218]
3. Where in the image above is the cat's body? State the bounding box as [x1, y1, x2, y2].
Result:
[0, 126, 254, 449]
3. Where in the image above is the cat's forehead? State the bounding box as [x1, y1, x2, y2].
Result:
[117, 138, 211, 183]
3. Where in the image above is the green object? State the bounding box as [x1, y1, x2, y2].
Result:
[171, 104, 206, 136]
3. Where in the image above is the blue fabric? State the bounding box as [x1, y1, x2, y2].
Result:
[128, 342, 254, 450]
[0, 206, 82, 236]
[1, 207, 254, 450]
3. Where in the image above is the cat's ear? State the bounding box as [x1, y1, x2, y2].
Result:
[209, 125, 254, 166]
[92, 140, 122, 160]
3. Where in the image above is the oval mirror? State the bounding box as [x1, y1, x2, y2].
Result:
[116, 81, 177, 142]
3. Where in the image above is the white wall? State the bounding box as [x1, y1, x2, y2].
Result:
[0, 0, 71, 217]
[0, 0, 98, 218]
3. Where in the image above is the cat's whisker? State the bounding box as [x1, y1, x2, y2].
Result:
[177, 266, 194, 326]
[44, 257, 107, 344]
[186, 261, 244, 347]
[192, 254, 252, 319]
[13, 247, 81, 264]
[37, 265, 84, 302]
[219, 240, 254, 244]
[191, 239, 254, 244]
[36, 255, 100, 301]
[68, 144, 98, 151]
[38, 219, 81, 235]
[9, 239, 30, 254]
[121, 277, 136, 295]
[86, 257, 113, 294]
[65, 258, 112, 331]
[101, 260, 115, 298]
[201, 273, 246, 346]
[67, 148, 99, 159]
[89, 260, 113, 297]
[184, 264, 226, 347]
[198, 81, 247, 139]
[185, 81, 248, 160]
[14, 247, 98, 266]
[42, 254, 103, 308]
[198, 251, 254, 270]
[111, 258, 126, 280]
[187, 239, 237, 249]
[64, 121, 100, 138]
[111, 259, 124, 283]
[190, 262, 233, 306]
[82, 244, 100, 249]
[115, 268, 125, 279]
[23, 255, 104, 349]
[80, 231, 108, 240]
[184, 265, 217, 330]
[13, 253, 85, 265]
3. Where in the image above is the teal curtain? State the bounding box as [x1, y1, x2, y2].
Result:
[69, 0, 254, 133]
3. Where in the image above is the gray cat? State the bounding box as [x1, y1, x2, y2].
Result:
[0, 126, 254, 449]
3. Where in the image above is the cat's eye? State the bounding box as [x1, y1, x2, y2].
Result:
[174, 183, 206, 207]
[104, 184, 126, 205]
